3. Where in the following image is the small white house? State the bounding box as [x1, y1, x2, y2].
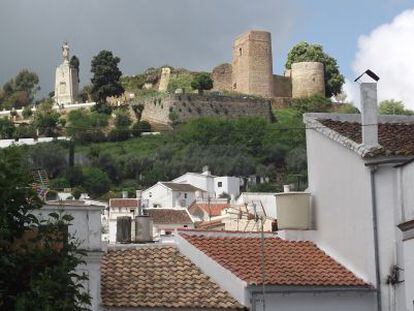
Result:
[142, 182, 206, 209]
[173, 167, 241, 198]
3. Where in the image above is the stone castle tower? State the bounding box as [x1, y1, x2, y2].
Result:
[212, 30, 326, 100]
[54, 42, 78, 105]
[232, 30, 274, 98]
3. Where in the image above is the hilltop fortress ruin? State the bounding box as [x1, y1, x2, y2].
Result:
[212, 30, 325, 100]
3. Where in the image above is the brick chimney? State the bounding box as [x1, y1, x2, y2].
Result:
[360, 82, 379, 147]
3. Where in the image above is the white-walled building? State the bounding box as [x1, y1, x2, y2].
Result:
[35, 201, 104, 311]
[173, 167, 241, 198]
[142, 182, 206, 209]
[295, 82, 414, 311]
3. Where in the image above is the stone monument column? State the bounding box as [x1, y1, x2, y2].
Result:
[54, 42, 79, 105]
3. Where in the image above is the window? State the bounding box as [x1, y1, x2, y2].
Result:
[184, 193, 188, 199]
[239, 47, 243, 56]
[217, 182, 222, 188]
[149, 192, 152, 198]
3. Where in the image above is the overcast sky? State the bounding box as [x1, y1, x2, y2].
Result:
[0, 0, 412, 99]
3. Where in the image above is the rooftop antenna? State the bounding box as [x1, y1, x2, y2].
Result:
[354, 69, 380, 83]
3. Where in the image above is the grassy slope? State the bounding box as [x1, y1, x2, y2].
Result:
[75, 135, 168, 157]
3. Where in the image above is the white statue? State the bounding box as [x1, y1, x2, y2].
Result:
[62, 41, 70, 62]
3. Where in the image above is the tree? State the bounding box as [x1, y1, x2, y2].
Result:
[285, 42, 344, 97]
[2, 70, 40, 107]
[70, 55, 80, 83]
[379, 99, 413, 115]
[0, 147, 91, 310]
[0, 117, 15, 139]
[81, 167, 111, 197]
[90, 50, 124, 111]
[33, 100, 61, 137]
[191, 72, 213, 93]
[66, 109, 108, 144]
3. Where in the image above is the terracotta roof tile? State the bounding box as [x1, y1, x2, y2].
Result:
[110, 198, 139, 208]
[181, 233, 369, 287]
[145, 209, 193, 225]
[189, 202, 230, 217]
[319, 119, 414, 157]
[101, 246, 244, 309]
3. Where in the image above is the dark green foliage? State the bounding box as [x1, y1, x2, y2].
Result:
[33, 101, 61, 137]
[66, 109, 109, 144]
[81, 167, 111, 197]
[90, 50, 124, 109]
[114, 109, 132, 128]
[22, 105, 33, 119]
[0, 117, 15, 139]
[191, 72, 213, 93]
[1, 70, 40, 109]
[290, 95, 332, 114]
[379, 99, 413, 115]
[28, 142, 67, 178]
[131, 120, 151, 137]
[0, 147, 91, 310]
[14, 124, 36, 139]
[286, 42, 344, 97]
[70, 55, 80, 83]
[335, 103, 360, 114]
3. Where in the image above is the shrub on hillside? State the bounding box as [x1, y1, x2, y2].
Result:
[290, 95, 332, 114]
[81, 167, 111, 197]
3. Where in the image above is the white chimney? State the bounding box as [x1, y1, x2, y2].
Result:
[122, 191, 128, 198]
[136, 190, 142, 200]
[283, 185, 291, 193]
[360, 82, 379, 147]
[202, 165, 211, 176]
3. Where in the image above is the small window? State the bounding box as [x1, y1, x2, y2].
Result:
[149, 192, 152, 198]
[130, 209, 134, 213]
[218, 182, 222, 188]
[233, 82, 237, 89]
[239, 47, 242, 56]
[184, 193, 188, 199]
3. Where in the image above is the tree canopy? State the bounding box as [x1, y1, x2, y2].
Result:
[1, 70, 40, 109]
[285, 42, 344, 98]
[0, 147, 91, 310]
[191, 72, 213, 93]
[378, 99, 413, 115]
[90, 50, 124, 110]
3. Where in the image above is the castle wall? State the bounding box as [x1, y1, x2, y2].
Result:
[141, 94, 272, 128]
[291, 62, 325, 98]
[212, 63, 233, 92]
[232, 30, 273, 98]
[272, 74, 291, 98]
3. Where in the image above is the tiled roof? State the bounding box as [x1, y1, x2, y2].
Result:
[109, 198, 139, 208]
[189, 202, 230, 217]
[196, 219, 225, 230]
[181, 233, 369, 287]
[145, 208, 193, 225]
[161, 182, 206, 192]
[101, 246, 244, 309]
[319, 119, 414, 157]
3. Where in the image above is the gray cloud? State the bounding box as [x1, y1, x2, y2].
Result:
[0, 0, 300, 96]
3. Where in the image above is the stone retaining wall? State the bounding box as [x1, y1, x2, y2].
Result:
[141, 94, 272, 127]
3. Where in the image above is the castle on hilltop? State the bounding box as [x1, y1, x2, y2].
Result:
[212, 30, 325, 100]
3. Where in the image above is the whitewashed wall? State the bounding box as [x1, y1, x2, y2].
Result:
[252, 290, 376, 311]
[142, 184, 173, 208]
[214, 176, 241, 197]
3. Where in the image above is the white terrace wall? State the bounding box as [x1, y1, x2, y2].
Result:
[140, 94, 272, 128]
